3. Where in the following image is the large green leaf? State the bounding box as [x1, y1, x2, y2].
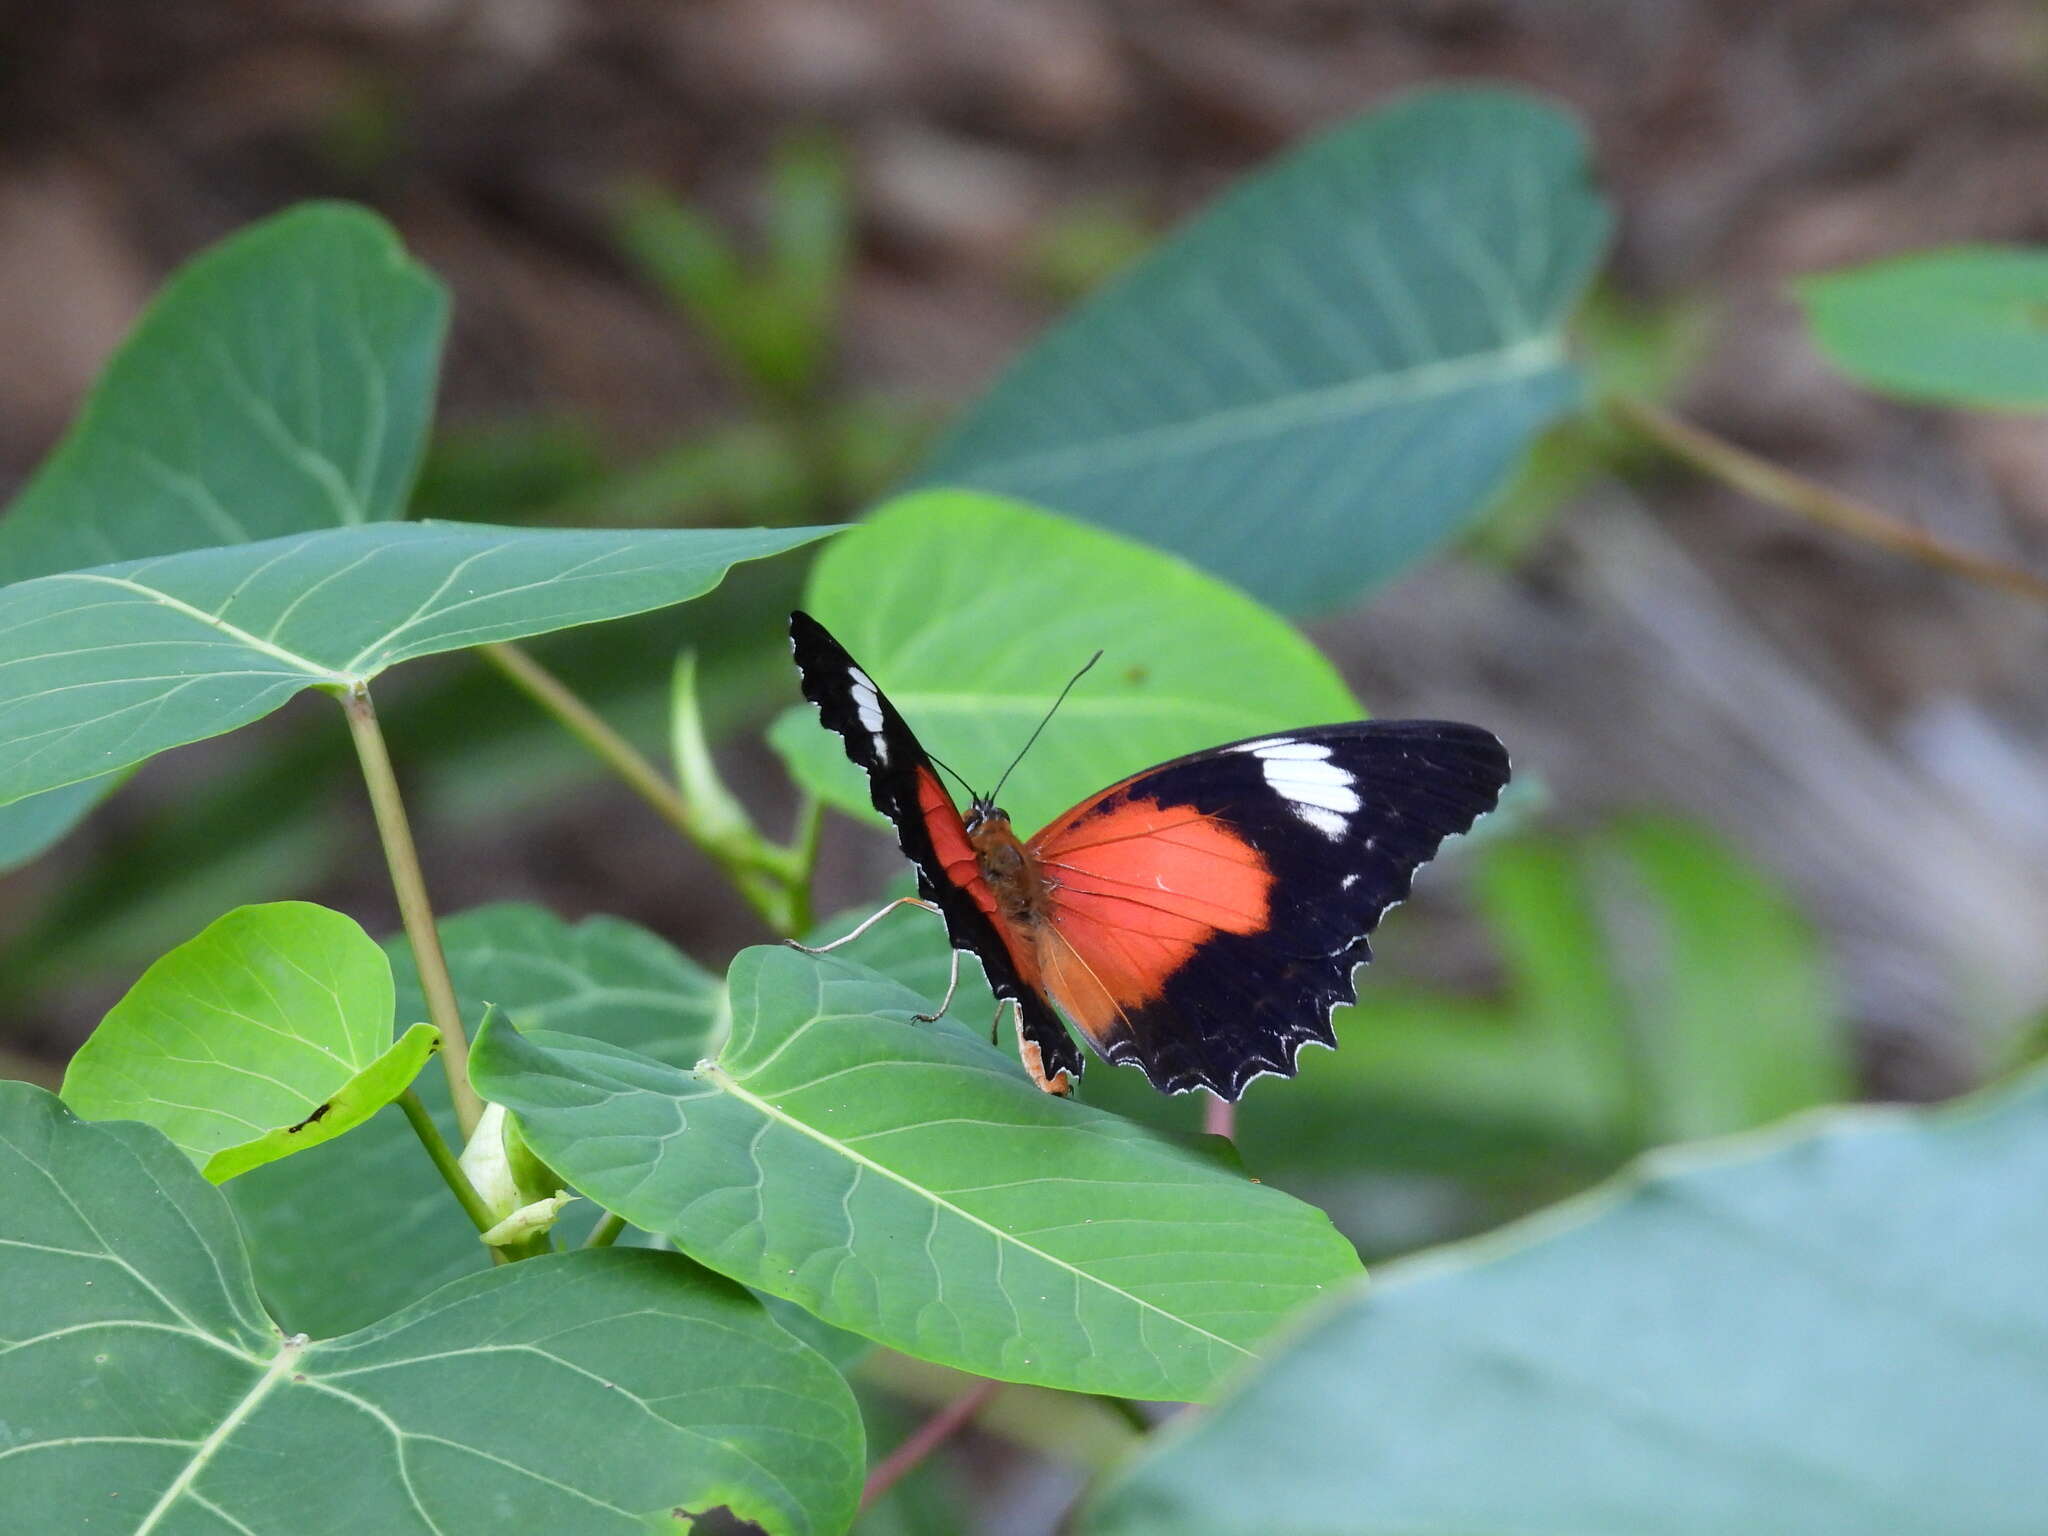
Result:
[767, 492, 1357, 837]
[1083, 1066, 2048, 1536]
[0, 1082, 862, 1535]
[227, 903, 721, 1337]
[0, 203, 447, 860]
[0, 520, 833, 807]
[472, 944, 1363, 1402]
[61, 902, 435, 1183]
[915, 88, 1611, 613]
[1796, 245, 2048, 408]
[0, 203, 444, 586]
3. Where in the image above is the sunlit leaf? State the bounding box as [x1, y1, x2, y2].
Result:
[228, 903, 721, 1337]
[918, 88, 1611, 612]
[768, 491, 1356, 837]
[0, 1082, 862, 1535]
[60, 902, 435, 1182]
[473, 944, 1363, 1402]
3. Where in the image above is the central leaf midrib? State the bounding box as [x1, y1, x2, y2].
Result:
[699, 1060, 1250, 1361]
[61, 574, 351, 684]
[133, 1333, 306, 1533]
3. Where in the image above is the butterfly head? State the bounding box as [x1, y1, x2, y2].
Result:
[963, 797, 1009, 836]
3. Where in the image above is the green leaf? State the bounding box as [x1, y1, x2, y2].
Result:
[0, 1082, 863, 1535]
[0, 519, 834, 807]
[472, 944, 1363, 1402]
[1082, 1067, 2048, 1536]
[0, 203, 445, 586]
[0, 772, 123, 873]
[227, 903, 721, 1337]
[916, 88, 1612, 613]
[767, 491, 1357, 837]
[1797, 245, 2048, 408]
[60, 902, 435, 1182]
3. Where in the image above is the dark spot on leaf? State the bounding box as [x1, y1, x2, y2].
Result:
[285, 1103, 332, 1134]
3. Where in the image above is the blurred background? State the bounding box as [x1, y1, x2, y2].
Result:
[5, 3, 2048, 1518]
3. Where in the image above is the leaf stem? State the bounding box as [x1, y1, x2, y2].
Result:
[397, 1089, 499, 1239]
[585, 1211, 629, 1248]
[1609, 395, 2048, 605]
[860, 1380, 1003, 1513]
[341, 683, 485, 1140]
[1203, 1093, 1236, 1141]
[478, 641, 697, 837]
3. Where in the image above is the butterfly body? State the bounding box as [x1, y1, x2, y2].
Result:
[791, 611, 1510, 1101]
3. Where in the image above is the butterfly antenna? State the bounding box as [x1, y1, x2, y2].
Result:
[924, 749, 977, 802]
[988, 649, 1103, 803]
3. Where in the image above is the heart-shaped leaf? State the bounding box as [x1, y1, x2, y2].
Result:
[0, 520, 834, 807]
[1082, 1066, 2048, 1536]
[472, 944, 1363, 1402]
[0, 1082, 863, 1535]
[916, 88, 1611, 613]
[768, 491, 1357, 838]
[60, 902, 435, 1182]
[227, 903, 721, 1337]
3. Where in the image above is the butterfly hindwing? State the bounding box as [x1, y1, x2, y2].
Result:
[789, 612, 1085, 1087]
[1027, 722, 1510, 1099]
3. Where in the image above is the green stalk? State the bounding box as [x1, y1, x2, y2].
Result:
[585, 1212, 629, 1249]
[397, 1089, 499, 1242]
[341, 683, 485, 1139]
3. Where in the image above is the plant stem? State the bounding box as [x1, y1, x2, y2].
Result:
[585, 1211, 629, 1249]
[478, 641, 697, 838]
[1203, 1093, 1236, 1141]
[398, 1089, 499, 1239]
[342, 684, 485, 1140]
[860, 1380, 1003, 1513]
[1610, 395, 2048, 605]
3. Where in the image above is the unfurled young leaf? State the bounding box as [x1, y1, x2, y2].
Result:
[60, 902, 434, 1182]
[473, 944, 1363, 1403]
[0, 1082, 864, 1535]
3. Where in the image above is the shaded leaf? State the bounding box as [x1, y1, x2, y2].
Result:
[0, 1082, 863, 1535]
[228, 903, 722, 1338]
[1797, 245, 2048, 408]
[0, 772, 123, 874]
[767, 491, 1356, 837]
[917, 88, 1611, 612]
[0, 203, 444, 586]
[0, 520, 834, 807]
[1082, 1067, 2048, 1536]
[60, 902, 435, 1182]
[472, 944, 1363, 1402]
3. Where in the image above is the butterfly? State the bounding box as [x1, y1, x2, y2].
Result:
[790, 610, 1511, 1101]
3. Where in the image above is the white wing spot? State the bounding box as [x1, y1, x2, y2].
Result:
[1255, 744, 1361, 816]
[847, 674, 889, 763]
[1251, 741, 1332, 762]
[1340, 872, 1359, 890]
[1295, 804, 1348, 839]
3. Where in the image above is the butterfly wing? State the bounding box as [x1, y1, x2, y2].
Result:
[788, 611, 1085, 1088]
[1026, 721, 1510, 1100]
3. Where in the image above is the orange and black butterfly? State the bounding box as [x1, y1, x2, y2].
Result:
[791, 610, 1510, 1101]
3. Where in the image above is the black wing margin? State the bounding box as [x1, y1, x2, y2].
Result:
[1059, 720, 1510, 1101]
[788, 611, 1085, 1084]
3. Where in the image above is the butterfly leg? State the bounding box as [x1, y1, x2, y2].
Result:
[788, 896, 940, 955]
[912, 947, 961, 1023]
[989, 996, 1013, 1046]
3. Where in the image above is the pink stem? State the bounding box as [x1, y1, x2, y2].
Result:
[859, 1379, 1002, 1512]
[1203, 1092, 1236, 1140]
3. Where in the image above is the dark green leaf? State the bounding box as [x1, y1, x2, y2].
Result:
[917, 88, 1611, 612]
[1083, 1066, 2048, 1536]
[0, 1082, 862, 1535]
[473, 944, 1363, 1402]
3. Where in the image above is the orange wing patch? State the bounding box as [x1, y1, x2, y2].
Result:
[1028, 797, 1272, 1052]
